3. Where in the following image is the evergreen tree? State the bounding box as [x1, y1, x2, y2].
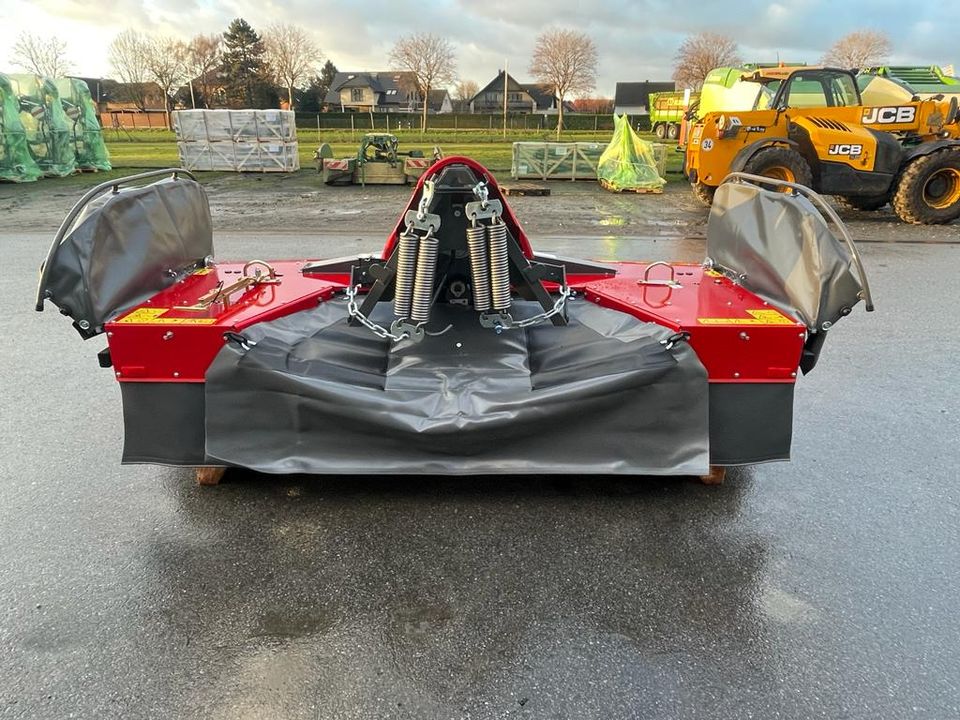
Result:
[300, 60, 338, 112]
[220, 18, 268, 107]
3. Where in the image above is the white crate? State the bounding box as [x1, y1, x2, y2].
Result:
[171, 109, 299, 173]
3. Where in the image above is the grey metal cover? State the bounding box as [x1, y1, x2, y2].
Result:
[707, 181, 866, 330]
[41, 177, 212, 335]
[204, 299, 711, 476]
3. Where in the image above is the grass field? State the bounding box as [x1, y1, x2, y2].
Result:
[100, 127, 688, 179]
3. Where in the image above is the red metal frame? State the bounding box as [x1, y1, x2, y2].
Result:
[104, 159, 805, 388]
[382, 155, 535, 259]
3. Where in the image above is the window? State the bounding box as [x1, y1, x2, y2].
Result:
[782, 71, 860, 108]
[351, 88, 363, 103]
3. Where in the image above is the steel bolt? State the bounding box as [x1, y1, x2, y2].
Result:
[173, 372, 180, 378]
[163, 331, 174, 340]
[115, 371, 121, 377]
[733, 372, 740, 378]
[739, 332, 750, 341]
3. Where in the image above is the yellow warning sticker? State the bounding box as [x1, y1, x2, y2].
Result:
[116, 307, 218, 325]
[193, 268, 213, 275]
[698, 309, 796, 325]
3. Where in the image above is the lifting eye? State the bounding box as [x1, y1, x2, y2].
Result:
[717, 114, 727, 131]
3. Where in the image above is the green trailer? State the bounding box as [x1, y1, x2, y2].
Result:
[648, 91, 699, 140]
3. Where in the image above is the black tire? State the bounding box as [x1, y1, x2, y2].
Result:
[655, 123, 666, 139]
[891, 149, 960, 225]
[834, 194, 889, 211]
[692, 182, 716, 206]
[741, 146, 814, 188]
[667, 123, 680, 140]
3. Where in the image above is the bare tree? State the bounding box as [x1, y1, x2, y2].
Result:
[822, 30, 892, 69]
[109, 29, 152, 111]
[389, 33, 457, 132]
[10, 32, 72, 77]
[262, 22, 323, 110]
[146, 36, 189, 127]
[453, 79, 479, 112]
[186, 34, 221, 108]
[529, 29, 597, 139]
[672, 32, 741, 90]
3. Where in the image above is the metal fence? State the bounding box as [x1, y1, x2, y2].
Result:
[294, 112, 653, 133]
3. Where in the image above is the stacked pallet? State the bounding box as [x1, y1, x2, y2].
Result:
[172, 109, 299, 172]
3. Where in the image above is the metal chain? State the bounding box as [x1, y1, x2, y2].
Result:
[511, 287, 573, 329]
[345, 285, 410, 342]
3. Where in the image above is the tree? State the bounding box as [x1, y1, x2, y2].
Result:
[300, 60, 338, 112]
[109, 29, 152, 111]
[185, 34, 221, 108]
[389, 33, 457, 132]
[529, 29, 598, 139]
[145, 37, 188, 127]
[453, 79, 479, 112]
[822, 30, 892, 69]
[221, 18, 269, 107]
[10, 32, 72, 77]
[672, 32, 741, 90]
[262, 22, 323, 110]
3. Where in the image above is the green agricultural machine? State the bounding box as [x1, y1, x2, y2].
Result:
[319, 133, 438, 186]
[858, 66, 960, 105]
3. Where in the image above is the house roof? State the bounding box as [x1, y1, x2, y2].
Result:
[614, 81, 675, 107]
[427, 88, 449, 112]
[520, 83, 554, 108]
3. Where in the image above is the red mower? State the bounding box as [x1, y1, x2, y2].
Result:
[36, 158, 872, 483]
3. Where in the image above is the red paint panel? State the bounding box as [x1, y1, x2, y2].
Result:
[584, 263, 806, 383]
[105, 261, 337, 382]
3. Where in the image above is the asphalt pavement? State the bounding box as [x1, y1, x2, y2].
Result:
[1, 228, 958, 719]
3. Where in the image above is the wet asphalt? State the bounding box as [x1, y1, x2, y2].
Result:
[1, 225, 958, 720]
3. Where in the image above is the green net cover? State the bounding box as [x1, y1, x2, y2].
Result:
[0, 73, 42, 182]
[9, 74, 77, 177]
[56, 78, 110, 171]
[597, 114, 666, 191]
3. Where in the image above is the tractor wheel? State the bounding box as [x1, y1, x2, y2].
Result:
[834, 194, 889, 212]
[742, 146, 813, 188]
[692, 181, 716, 206]
[655, 123, 666, 139]
[891, 150, 960, 225]
[667, 123, 680, 140]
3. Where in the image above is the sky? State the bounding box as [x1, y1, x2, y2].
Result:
[1, 0, 958, 96]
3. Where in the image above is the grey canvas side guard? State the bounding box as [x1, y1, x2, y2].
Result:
[707, 172, 874, 373]
[36, 168, 213, 338]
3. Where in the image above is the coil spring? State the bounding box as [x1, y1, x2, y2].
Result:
[393, 231, 418, 319]
[410, 236, 439, 323]
[466, 224, 491, 312]
[487, 221, 511, 311]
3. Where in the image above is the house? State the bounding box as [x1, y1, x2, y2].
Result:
[469, 71, 565, 114]
[323, 71, 420, 112]
[613, 81, 676, 115]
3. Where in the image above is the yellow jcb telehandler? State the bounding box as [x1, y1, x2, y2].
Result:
[685, 67, 960, 224]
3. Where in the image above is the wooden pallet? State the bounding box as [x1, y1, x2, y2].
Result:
[599, 179, 663, 194]
[501, 183, 551, 197]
